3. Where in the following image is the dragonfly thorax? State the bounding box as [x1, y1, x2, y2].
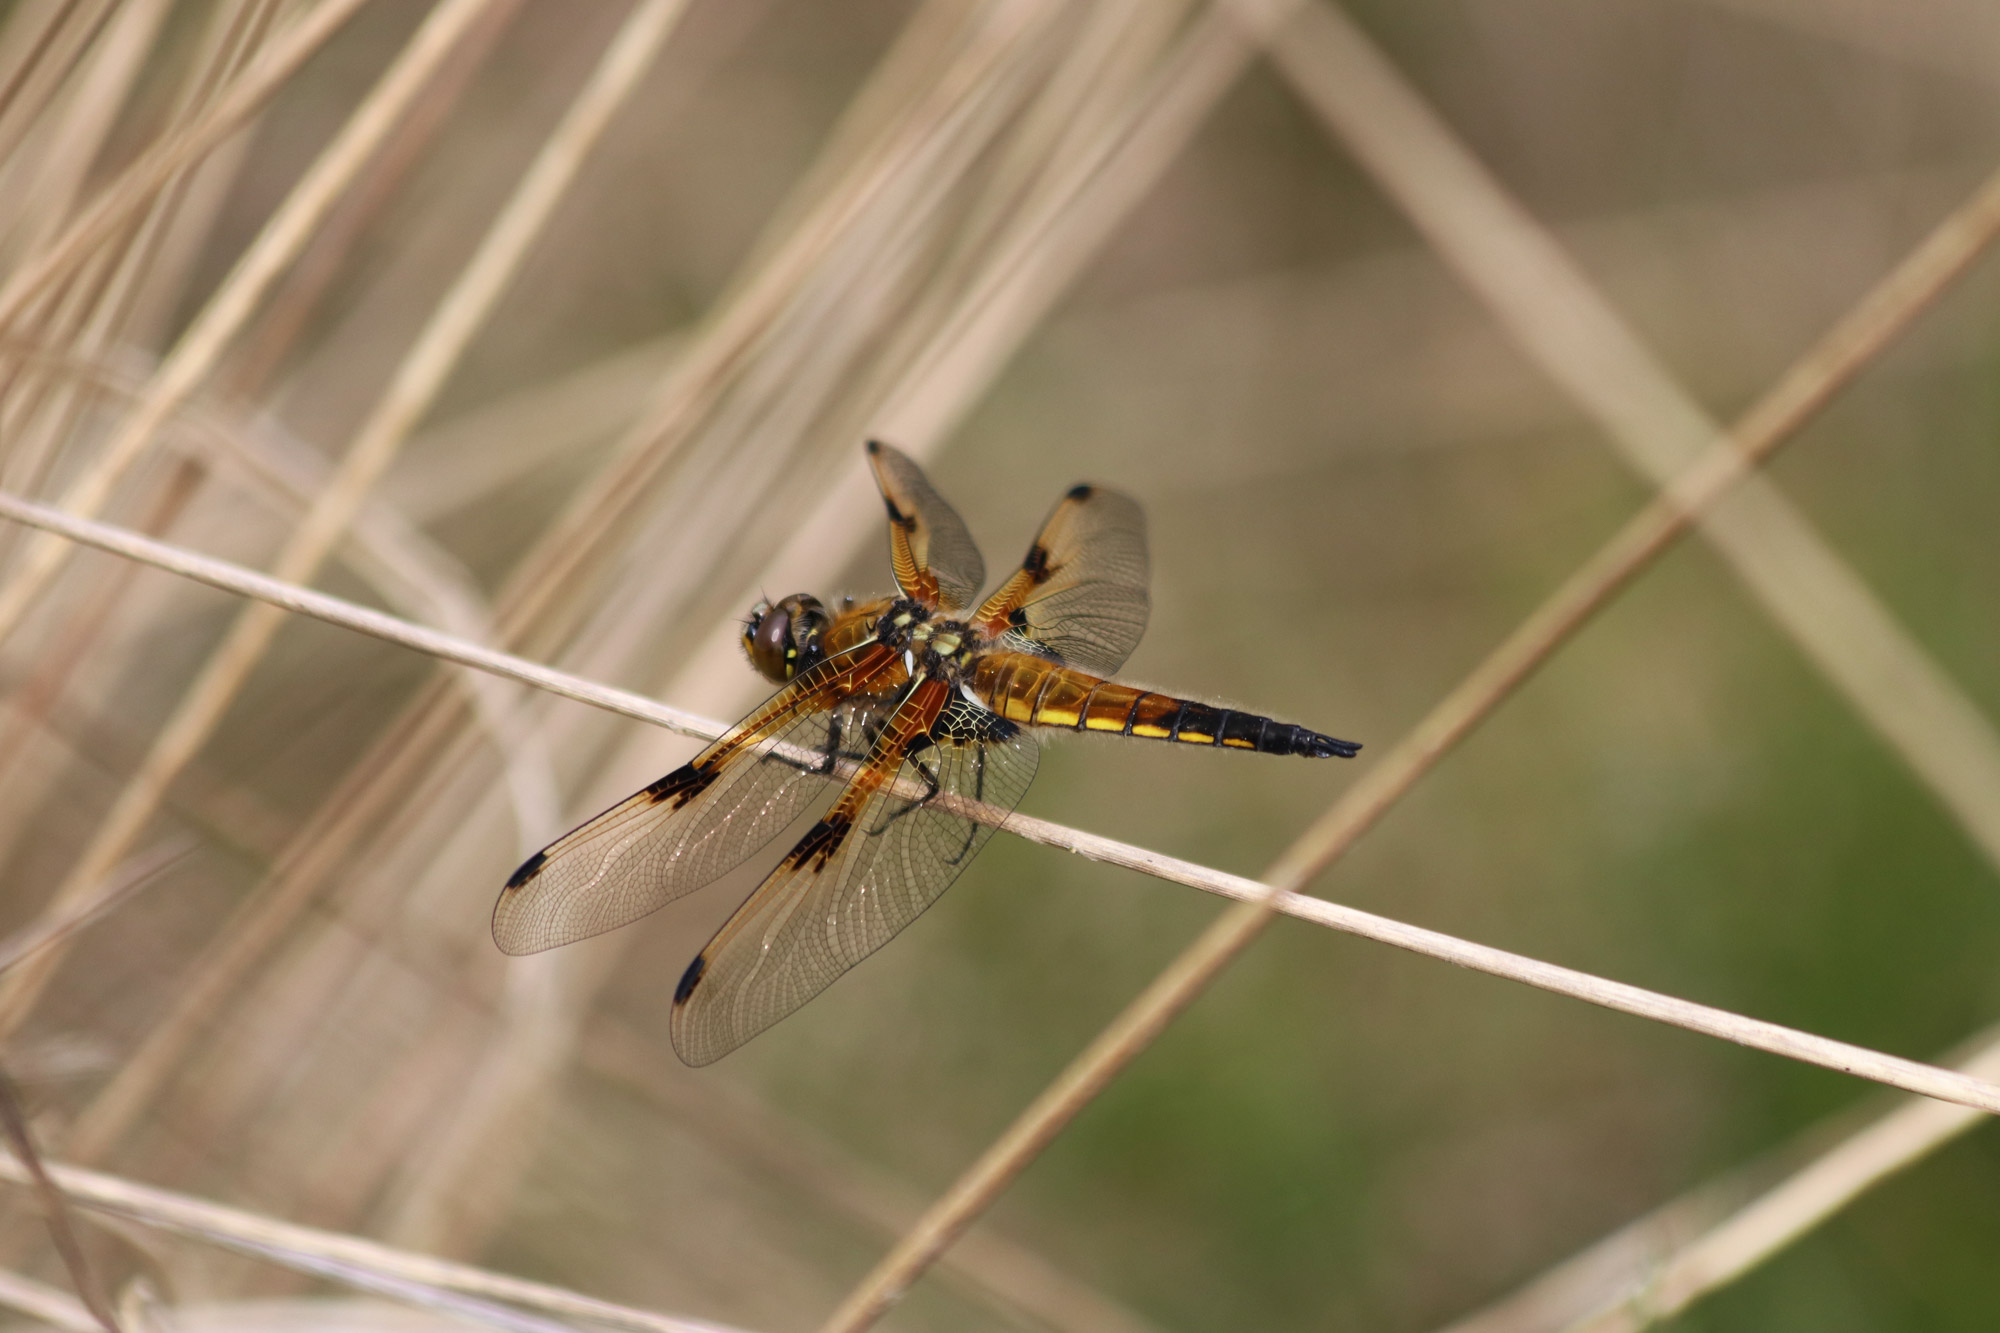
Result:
[874, 599, 981, 675]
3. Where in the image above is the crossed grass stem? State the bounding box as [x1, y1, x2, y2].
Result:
[3, 2, 2000, 1328]
[817, 132, 2000, 1333]
[4, 321, 2000, 1103]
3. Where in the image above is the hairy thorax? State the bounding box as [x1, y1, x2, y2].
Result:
[873, 599, 986, 683]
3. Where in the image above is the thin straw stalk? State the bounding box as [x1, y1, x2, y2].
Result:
[0, 0, 688, 1041]
[1560, 1036, 2000, 1332]
[1267, 0, 2000, 874]
[320, 2, 1260, 1250]
[0, 0, 515, 650]
[813, 125, 2000, 1333]
[0, 1265, 98, 1333]
[0, 0, 285, 798]
[0, 337, 559, 851]
[0, 0, 126, 237]
[0, 837, 191, 976]
[582, 1018, 1164, 1333]
[1437, 1026, 2000, 1332]
[0, 0, 373, 330]
[0, 1072, 118, 1331]
[5, 490, 2000, 1125]
[0, 1152, 749, 1333]
[482, 0, 1060, 662]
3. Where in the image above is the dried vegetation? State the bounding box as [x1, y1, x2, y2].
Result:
[0, 1, 1995, 1331]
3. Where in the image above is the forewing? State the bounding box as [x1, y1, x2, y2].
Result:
[867, 439, 985, 611]
[493, 645, 898, 954]
[974, 484, 1148, 675]
[669, 692, 1038, 1065]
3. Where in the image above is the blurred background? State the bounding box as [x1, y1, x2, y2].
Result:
[0, 0, 1998, 1329]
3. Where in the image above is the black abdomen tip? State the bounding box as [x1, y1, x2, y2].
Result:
[1298, 730, 1361, 759]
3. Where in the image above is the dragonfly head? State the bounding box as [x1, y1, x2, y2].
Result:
[743, 593, 830, 683]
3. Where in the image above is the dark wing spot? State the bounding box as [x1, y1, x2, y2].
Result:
[1007, 607, 1028, 627]
[1022, 543, 1053, 581]
[673, 952, 707, 1006]
[783, 813, 852, 871]
[1066, 483, 1094, 500]
[503, 848, 546, 890]
[646, 763, 715, 809]
[865, 439, 883, 456]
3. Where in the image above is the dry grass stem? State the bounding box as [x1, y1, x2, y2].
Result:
[85, 0, 1143, 1259]
[217, 0, 531, 401]
[583, 1017, 1164, 1333]
[0, 0, 514, 650]
[0, 0, 372, 330]
[874, 0, 1287, 449]
[0, 1151, 750, 1333]
[0, 339, 558, 854]
[482, 0, 1062, 655]
[385, 333, 682, 522]
[1436, 1027, 2000, 1333]
[0, 5, 1979, 1325]
[0, 835, 190, 976]
[0, 3, 122, 169]
[1570, 1053, 2000, 1331]
[0, 1263, 99, 1332]
[815, 69, 2000, 1333]
[0, 0, 685, 1042]
[0, 0, 130, 244]
[166, 1242, 587, 1333]
[0, 1070, 119, 1330]
[307, 3, 1265, 1256]
[43, 1, 1072, 1187]
[7, 492, 2000, 1112]
[1267, 0, 2000, 874]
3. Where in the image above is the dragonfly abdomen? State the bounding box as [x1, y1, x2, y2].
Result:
[970, 654, 1358, 758]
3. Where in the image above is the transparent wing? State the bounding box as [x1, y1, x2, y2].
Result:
[867, 439, 985, 612]
[493, 644, 898, 954]
[669, 689, 1038, 1066]
[974, 483, 1149, 675]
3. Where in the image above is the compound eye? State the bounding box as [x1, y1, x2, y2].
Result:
[744, 600, 793, 682]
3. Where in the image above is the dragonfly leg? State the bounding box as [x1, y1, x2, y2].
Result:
[944, 745, 984, 865]
[814, 710, 844, 775]
[867, 740, 942, 836]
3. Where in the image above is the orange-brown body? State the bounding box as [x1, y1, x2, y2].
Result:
[809, 598, 1351, 759]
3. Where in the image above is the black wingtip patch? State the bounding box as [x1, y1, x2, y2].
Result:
[1067, 483, 1094, 501]
[503, 849, 546, 890]
[674, 953, 707, 1006]
[865, 439, 883, 455]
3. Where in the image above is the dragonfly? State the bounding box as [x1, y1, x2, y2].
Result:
[493, 441, 1361, 1065]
